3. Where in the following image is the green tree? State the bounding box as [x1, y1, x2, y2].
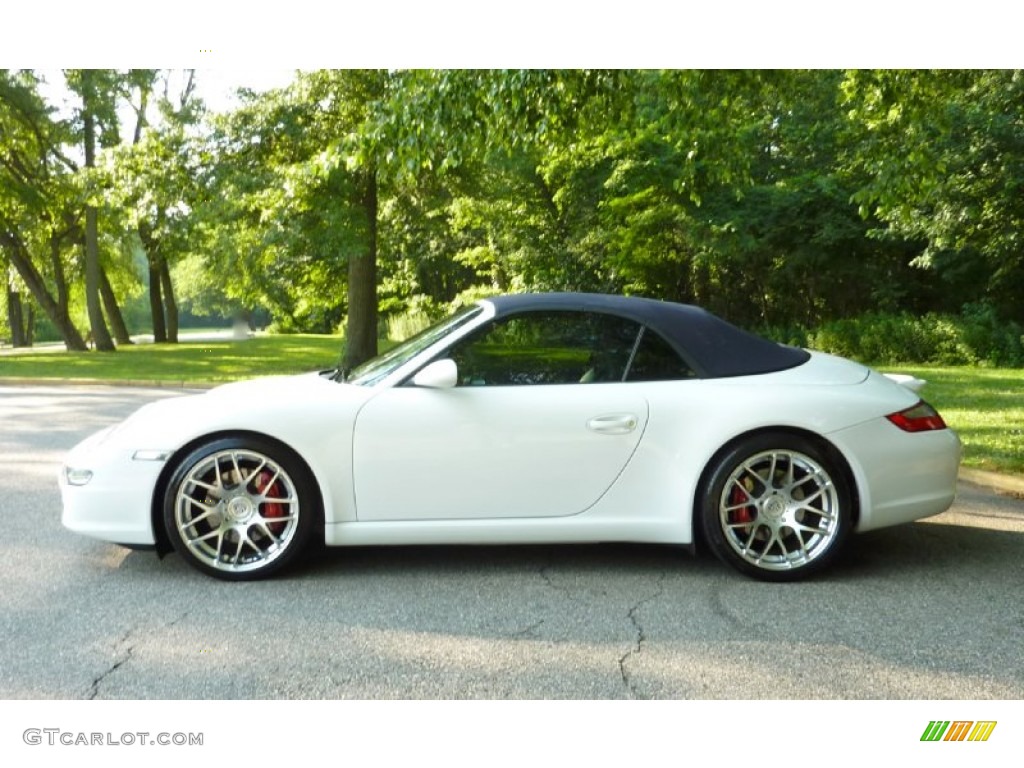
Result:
[202, 70, 400, 368]
[842, 69, 1024, 322]
[0, 69, 88, 350]
[65, 68, 122, 350]
[109, 69, 202, 342]
[200, 77, 353, 333]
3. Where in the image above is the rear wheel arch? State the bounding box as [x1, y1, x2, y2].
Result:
[692, 427, 860, 558]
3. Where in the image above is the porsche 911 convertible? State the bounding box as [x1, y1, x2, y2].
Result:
[60, 293, 961, 581]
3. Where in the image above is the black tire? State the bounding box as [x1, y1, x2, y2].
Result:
[700, 432, 852, 582]
[163, 435, 319, 581]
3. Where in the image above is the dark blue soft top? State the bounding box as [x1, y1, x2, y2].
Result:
[484, 293, 810, 379]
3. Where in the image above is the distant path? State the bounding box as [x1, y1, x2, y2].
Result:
[0, 328, 252, 356]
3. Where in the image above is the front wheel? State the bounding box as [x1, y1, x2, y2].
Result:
[700, 433, 852, 581]
[163, 436, 319, 580]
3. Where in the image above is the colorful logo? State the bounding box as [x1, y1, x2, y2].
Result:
[921, 721, 997, 742]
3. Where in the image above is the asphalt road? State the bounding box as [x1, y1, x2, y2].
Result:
[1, 384, 1022, 699]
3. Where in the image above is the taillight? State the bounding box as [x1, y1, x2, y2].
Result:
[885, 401, 947, 432]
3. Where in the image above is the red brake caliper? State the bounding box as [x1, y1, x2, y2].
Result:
[255, 470, 286, 535]
[730, 486, 754, 524]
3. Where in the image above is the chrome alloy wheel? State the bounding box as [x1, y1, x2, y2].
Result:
[173, 448, 300, 574]
[718, 449, 841, 572]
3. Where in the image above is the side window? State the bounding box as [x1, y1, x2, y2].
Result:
[447, 311, 641, 386]
[626, 327, 697, 381]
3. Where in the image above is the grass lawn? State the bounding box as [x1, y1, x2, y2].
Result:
[0, 338, 1020, 476]
[0, 334, 344, 384]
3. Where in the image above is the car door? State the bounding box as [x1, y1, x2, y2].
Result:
[351, 310, 651, 521]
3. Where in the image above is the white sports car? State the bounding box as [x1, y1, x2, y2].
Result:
[60, 293, 961, 582]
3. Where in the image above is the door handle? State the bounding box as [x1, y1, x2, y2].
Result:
[586, 414, 639, 435]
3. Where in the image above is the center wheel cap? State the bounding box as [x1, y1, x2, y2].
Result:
[762, 494, 787, 520]
[226, 496, 256, 522]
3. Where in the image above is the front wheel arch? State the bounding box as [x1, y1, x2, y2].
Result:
[151, 430, 324, 560]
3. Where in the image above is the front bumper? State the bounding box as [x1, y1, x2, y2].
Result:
[59, 428, 166, 546]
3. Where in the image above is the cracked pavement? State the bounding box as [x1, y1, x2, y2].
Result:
[617, 574, 665, 698]
[2, 385, 1023, 699]
[86, 628, 134, 700]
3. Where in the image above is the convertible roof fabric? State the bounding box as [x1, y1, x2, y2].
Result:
[485, 293, 811, 379]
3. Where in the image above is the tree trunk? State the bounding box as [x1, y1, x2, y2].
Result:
[343, 169, 379, 370]
[7, 288, 27, 347]
[159, 258, 178, 343]
[147, 253, 166, 342]
[2, 232, 87, 350]
[99, 266, 133, 345]
[138, 223, 169, 342]
[49, 232, 69, 317]
[84, 208, 114, 350]
[81, 71, 115, 352]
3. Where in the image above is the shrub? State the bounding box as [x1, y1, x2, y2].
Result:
[767, 307, 1024, 366]
[382, 295, 445, 341]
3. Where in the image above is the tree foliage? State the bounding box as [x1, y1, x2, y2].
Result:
[4, 68, 1023, 365]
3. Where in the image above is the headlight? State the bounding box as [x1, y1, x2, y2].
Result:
[64, 467, 94, 486]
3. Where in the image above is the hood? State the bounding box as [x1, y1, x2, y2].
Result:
[116, 371, 369, 448]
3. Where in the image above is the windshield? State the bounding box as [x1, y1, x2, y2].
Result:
[345, 305, 484, 386]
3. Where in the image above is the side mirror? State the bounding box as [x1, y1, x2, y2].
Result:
[412, 359, 458, 388]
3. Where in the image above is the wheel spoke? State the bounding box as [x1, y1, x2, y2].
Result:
[775, 530, 790, 559]
[188, 478, 221, 493]
[794, 485, 827, 507]
[258, 523, 281, 545]
[245, 457, 269, 485]
[188, 527, 222, 545]
[753, 531, 776, 563]
[795, 504, 834, 524]
[743, 524, 761, 553]
[724, 500, 753, 513]
[186, 504, 219, 527]
[788, 469, 826, 493]
[740, 464, 766, 492]
[214, 530, 227, 560]
[260, 467, 283, 493]
[792, 519, 829, 536]
[185, 495, 216, 513]
[794, 531, 810, 559]
[260, 512, 296, 523]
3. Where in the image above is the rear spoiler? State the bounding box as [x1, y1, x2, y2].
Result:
[883, 373, 927, 392]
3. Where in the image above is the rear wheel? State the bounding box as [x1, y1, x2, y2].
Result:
[700, 433, 852, 581]
[163, 436, 318, 580]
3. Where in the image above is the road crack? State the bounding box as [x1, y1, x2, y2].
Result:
[618, 574, 666, 699]
[85, 612, 189, 700]
[87, 629, 134, 700]
[511, 619, 545, 639]
[539, 566, 572, 596]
